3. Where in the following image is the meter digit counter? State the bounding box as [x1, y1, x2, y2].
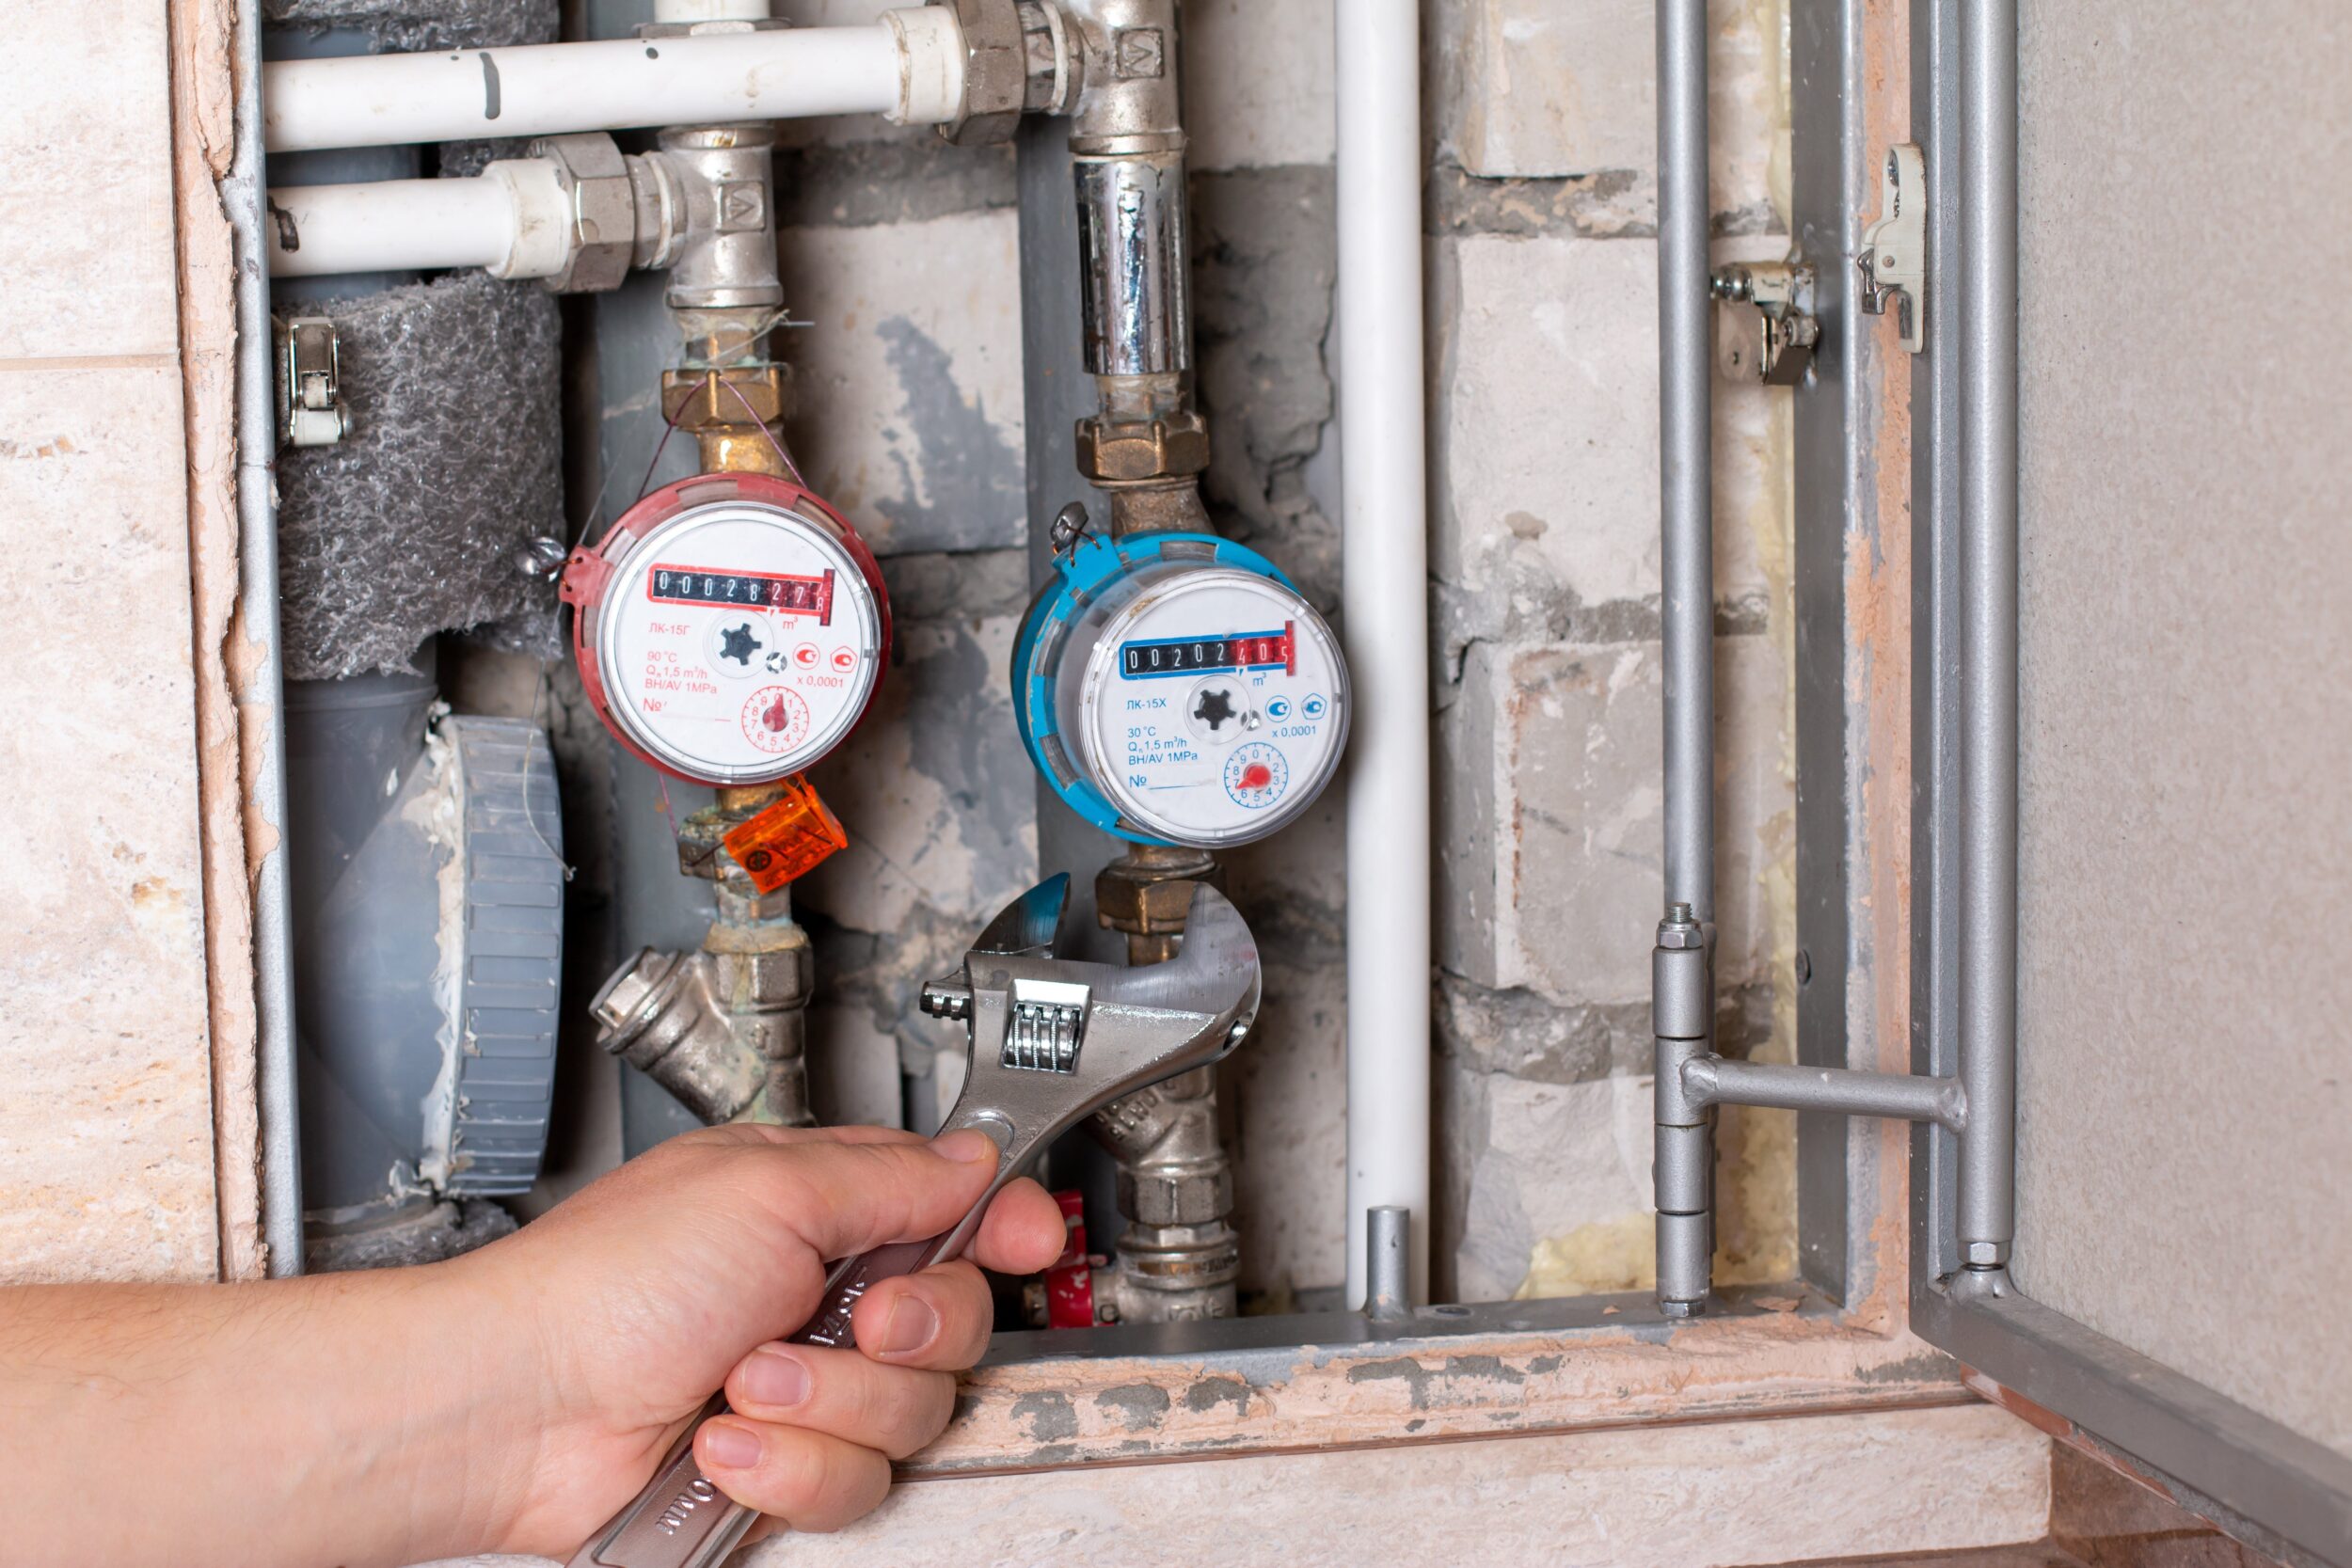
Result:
[1013, 532, 1349, 848]
[562, 472, 890, 788]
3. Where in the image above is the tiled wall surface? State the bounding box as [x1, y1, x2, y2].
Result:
[0, 0, 224, 1282]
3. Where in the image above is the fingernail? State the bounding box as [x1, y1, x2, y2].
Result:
[880, 1295, 939, 1356]
[932, 1129, 997, 1164]
[703, 1422, 762, 1470]
[741, 1347, 810, 1408]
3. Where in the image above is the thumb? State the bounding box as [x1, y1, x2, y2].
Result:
[752, 1130, 1004, 1264]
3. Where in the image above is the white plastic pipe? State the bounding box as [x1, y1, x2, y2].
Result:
[1337, 0, 1432, 1308]
[263, 19, 947, 153]
[265, 166, 567, 278]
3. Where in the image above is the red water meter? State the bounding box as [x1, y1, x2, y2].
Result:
[562, 472, 891, 787]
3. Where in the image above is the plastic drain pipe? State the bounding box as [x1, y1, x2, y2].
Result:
[262, 12, 964, 153]
[1338, 0, 1432, 1309]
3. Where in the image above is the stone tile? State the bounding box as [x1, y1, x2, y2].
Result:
[0, 364, 218, 1282]
[1182, 0, 1336, 172]
[1434, 231, 1661, 611]
[740, 1404, 2050, 1566]
[0, 0, 180, 361]
[1451, 1071, 1654, 1301]
[777, 211, 1027, 556]
[1434, 0, 1785, 226]
[1438, 631, 1788, 1009]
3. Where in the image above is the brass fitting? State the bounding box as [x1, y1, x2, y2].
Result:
[1075, 407, 1209, 484]
[660, 364, 792, 480]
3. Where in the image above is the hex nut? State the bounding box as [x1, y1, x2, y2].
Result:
[937, 0, 1026, 146]
[1074, 407, 1211, 483]
[527, 133, 637, 294]
[661, 366, 787, 430]
[1118, 1165, 1232, 1227]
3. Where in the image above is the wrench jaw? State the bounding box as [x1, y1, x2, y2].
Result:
[921, 879, 1263, 1196]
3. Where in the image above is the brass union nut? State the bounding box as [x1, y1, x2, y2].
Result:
[1075, 408, 1210, 483]
[661, 366, 787, 430]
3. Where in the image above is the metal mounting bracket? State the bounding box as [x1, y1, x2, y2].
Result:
[1857, 142, 1927, 353]
[1710, 259, 1820, 385]
[274, 313, 350, 449]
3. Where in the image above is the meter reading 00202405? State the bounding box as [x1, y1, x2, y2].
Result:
[1014, 531, 1349, 849]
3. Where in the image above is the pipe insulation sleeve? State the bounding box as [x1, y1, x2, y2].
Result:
[1337, 0, 1432, 1309]
[263, 22, 945, 153]
[266, 167, 566, 278]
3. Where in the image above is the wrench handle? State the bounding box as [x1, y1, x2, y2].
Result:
[564, 1232, 955, 1568]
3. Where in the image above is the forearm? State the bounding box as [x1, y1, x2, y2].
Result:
[0, 1264, 538, 1568]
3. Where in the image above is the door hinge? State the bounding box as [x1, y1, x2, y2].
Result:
[1857, 142, 1927, 353]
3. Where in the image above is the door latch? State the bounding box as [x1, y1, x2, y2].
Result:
[1710, 260, 1818, 386]
[1856, 142, 1926, 353]
[274, 314, 352, 448]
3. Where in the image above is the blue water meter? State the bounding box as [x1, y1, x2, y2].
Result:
[1013, 531, 1350, 847]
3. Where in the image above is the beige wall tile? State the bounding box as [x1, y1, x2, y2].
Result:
[0, 364, 216, 1282]
[0, 0, 181, 361]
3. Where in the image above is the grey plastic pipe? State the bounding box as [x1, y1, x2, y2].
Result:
[230, 0, 307, 1276]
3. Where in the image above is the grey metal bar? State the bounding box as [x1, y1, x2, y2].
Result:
[1915, 1283, 2352, 1564]
[1651, 0, 1715, 1316]
[1657, 0, 1713, 923]
[1683, 1057, 1966, 1133]
[231, 0, 307, 1276]
[1364, 1206, 1409, 1323]
[1956, 0, 2017, 1271]
[1908, 0, 1966, 1298]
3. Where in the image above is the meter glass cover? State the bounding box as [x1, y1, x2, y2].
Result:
[596, 500, 883, 785]
[1074, 568, 1346, 846]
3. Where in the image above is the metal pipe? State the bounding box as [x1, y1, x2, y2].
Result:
[1684, 1057, 1969, 1133]
[1073, 155, 1189, 377]
[1651, 0, 1714, 1317]
[1657, 0, 1714, 924]
[1337, 0, 1433, 1309]
[1365, 1206, 1409, 1323]
[262, 22, 942, 153]
[1956, 0, 2018, 1272]
[231, 0, 306, 1275]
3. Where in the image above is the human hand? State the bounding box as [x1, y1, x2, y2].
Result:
[448, 1124, 1065, 1556]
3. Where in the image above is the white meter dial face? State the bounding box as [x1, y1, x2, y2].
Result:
[1073, 568, 1346, 846]
[596, 500, 883, 785]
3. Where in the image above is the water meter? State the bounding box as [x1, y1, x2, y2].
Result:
[561, 471, 890, 787]
[1014, 531, 1348, 847]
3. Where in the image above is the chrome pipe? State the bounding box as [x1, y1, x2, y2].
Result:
[1073, 153, 1190, 378]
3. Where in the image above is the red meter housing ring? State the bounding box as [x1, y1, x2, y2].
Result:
[561, 472, 893, 787]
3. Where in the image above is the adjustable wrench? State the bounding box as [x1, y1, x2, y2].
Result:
[568, 873, 1262, 1568]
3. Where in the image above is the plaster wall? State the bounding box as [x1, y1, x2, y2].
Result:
[2010, 0, 2352, 1460]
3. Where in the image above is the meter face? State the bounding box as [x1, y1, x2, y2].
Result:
[595, 500, 884, 785]
[1073, 568, 1346, 846]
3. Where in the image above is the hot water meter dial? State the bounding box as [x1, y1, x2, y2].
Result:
[561, 472, 890, 787]
[1014, 531, 1348, 848]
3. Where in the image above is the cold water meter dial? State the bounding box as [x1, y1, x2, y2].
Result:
[1014, 531, 1348, 847]
[562, 472, 890, 787]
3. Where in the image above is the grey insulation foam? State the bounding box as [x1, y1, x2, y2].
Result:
[262, 0, 555, 54]
[276, 270, 564, 680]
